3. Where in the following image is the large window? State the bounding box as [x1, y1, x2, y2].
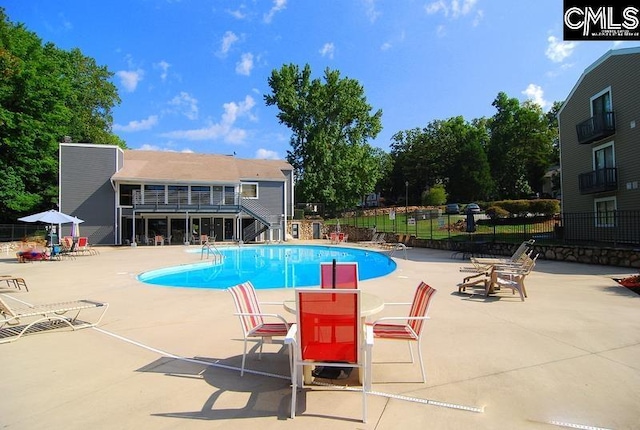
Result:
[144, 184, 165, 204]
[119, 184, 140, 206]
[591, 87, 614, 129]
[168, 185, 188, 204]
[191, 186, 210, 205]
[241, 183, 258, 198]
[593, 141, 615, 170]
[595, 197, 616, 227]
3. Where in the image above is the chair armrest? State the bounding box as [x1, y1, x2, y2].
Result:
[234, 312, 290, 326]
[371, 315, 430, 325]
[284, 324, 298, 344]
[381, 302, 412, 306]
[364, 324, 374, 346]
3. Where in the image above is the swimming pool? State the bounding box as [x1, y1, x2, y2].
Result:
[137, 244, 396, 290]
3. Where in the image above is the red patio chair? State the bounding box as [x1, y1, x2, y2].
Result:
[227, 281, 290, 376]
[285, 288, 373, 422]
[320, 262, 359, 289]
[369, 281, 436, 383]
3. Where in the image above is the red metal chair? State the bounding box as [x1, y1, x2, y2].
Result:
[369, 282, 436, 383]
[320, 262, 359, 289]
[285, 288, 372, 422]
[227, 281, 290, 376]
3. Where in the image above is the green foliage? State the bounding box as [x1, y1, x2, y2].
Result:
[528, 199, 560, 215]
[490, 199, 559, 216]
[422, 184, 447, 206]
[264, 64, 383, 215]
[485, 205, 510, 219]
[0, 9, 124, 222]
[390, 116, 494, 205]
[486, 93, 556, 200]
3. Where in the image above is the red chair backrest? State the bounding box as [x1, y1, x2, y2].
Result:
[77, 237, 88, 247]
[408, 282, 437, 335]
[296, 289, 360, 363]
[320, 262, 359, 289]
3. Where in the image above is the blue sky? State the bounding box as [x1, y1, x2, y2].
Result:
[5, 1, 640, 160]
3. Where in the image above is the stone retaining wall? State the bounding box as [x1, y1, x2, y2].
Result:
[333, 225, 640, 269]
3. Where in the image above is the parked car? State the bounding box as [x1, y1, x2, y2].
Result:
[445, 203, 460, 214]
[465, 203, 481, 213]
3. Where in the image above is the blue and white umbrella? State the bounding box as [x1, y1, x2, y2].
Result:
[18, 210, 84, 245]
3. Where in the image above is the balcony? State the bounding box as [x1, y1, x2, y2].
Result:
[576, 111, 615, 145]
[578, 167, 618, 194]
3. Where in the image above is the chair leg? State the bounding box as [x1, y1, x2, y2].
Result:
[408, 340, 415, 363]
[241, 338, 248, 376]
[416, 338, 426, 383]
[290, 362, 298, 419]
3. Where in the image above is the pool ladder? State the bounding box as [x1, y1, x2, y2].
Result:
[201, 241, 224, 265]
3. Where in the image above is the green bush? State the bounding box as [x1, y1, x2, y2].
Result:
[485, 205, 510, 219]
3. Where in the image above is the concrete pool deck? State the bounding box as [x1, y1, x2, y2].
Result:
[1, 242, 639, 429]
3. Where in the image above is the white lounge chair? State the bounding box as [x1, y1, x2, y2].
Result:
[0, 296, 108, 343]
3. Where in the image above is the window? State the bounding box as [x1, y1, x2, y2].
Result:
[595, 197, 616, 227]
[144, 184, 165, 204]
[591, 87, 613, 128]
[119, 184, 140, 206]
[224, 186, 235, 205]
[593, 142, 615, 170]
[241, 183, 258, 198]
[191, 186, 210, 205]
[168, 185, 188, 204]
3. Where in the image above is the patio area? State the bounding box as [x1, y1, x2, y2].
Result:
[1, 243, 639, 429]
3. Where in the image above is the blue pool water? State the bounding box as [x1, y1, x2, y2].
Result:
[137, 244, 396, 290]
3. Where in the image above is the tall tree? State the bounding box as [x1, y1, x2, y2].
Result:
[390, 117, 493, 204]
[264, 64, 383, 214]
[487, 92, 555, 199]
[0, 9, 124, 222]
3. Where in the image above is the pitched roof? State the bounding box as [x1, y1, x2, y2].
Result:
[558, 46, 640, 115]
[111, 150, 293, 183]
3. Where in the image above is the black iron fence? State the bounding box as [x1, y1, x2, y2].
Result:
[339, 208, 640, 248]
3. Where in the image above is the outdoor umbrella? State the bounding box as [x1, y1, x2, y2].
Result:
[18, 210, 84, 245]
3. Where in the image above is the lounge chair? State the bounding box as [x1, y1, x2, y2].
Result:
[458, 253, 539, 300]
[368, 282, 436, 383]
[0, 276, 29, 291]
[285, 288, 372, 422]
[471, 239, 535, 267]
[320, 262, 359, 289]
[227, 281, 290, 376]
[0, 296, 108, 343]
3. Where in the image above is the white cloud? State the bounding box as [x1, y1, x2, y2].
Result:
[227, 8, 246, 19]
[219, 31, 239, 56]
[545, 36, 576, 63]
[425, 0, 479, 19]
[264, 0, 287, 23]
[136, 144, 193, 153]
[113, 115, 158, 132]
[155, 60, 170, 81]
[169, 92, 199, 120]
[380, 42, 392, 51]
[161, 95, 256, 144]
[363, 0, 381, 23]
[255, 148, 280, 160]
[522, 84, 549, 110]
[236, 53, 254, 75]
[319, 43, 335, 59]
[116, 69, 144, 92]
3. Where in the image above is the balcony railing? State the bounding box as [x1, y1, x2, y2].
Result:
[578, 167, 617, 194]
[576, 111, 615, 145]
